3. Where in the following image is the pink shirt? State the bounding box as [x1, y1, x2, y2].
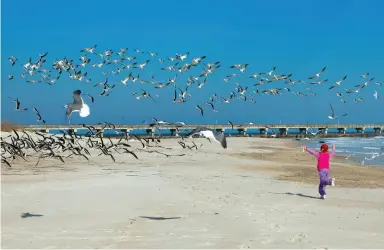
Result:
[306, 147, 335, 171]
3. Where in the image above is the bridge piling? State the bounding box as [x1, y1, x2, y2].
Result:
[299, 128, 308, 135]
[337, 128, 346, 134]
[259, 128, 268, 135]
[68, 129, 77, 135]
[319, 128, 328, 135]
[237, 128, 246, 136]
[145, 128, 155, 137]
[373, 127, 382, 134]
[356, 127, 365, 134]
[170, 128, 178, 136]
[279, 128, 288, 136]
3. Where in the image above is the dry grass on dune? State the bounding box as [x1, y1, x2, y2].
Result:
[1, 121, 20, 132]
[232, 146, 384, 189]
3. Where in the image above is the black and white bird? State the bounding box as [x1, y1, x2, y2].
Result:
[196, 105, 204, 116]
[8, 56, 17, 66]
[308, 66, 327, 79]
[228, 120, 235, 130]
[64, 90, 90, 120]
[329, 75, 347, 90]
[86, 93, 95, 103]
[80, 45, 97, 53]
[10, 97, 28, 111]
[328, 104, 347, 120]
[33, 107, 46, 123]
[205, 102, 218, 112]
[186, 127, 227, 149]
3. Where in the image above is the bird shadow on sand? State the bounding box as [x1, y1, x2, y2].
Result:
[139, 216, 181, 220]
[21, 212, 44, 218]
[270, 192, 321, 199]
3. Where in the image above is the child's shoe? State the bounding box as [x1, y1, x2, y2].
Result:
[320, 195, 326, 199]
[331, 178, 336, 187]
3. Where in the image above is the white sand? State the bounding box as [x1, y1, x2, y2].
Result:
[1, 137, 384, 248]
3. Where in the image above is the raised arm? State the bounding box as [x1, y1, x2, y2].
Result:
[329, 144, 336, 158]
[302, 145, 320, 158]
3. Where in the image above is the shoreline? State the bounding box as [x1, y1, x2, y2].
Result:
[231, 139, 384, 189]
[1, 134, 383, 186]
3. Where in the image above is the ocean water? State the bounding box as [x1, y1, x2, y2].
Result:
[41, 128, 384, 168]
[300, 136, 384, 168]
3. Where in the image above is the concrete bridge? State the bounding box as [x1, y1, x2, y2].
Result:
[17, 123, 384, 137]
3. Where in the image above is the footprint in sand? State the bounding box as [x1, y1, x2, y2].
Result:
[289, 233, 308, 243]
[260, 237, 274, 245]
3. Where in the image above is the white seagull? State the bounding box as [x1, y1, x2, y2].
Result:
[329, 75, 347, 89]
[186, 127, 227, 149]
[65, 90, 90, 120]
[373, 90, 379, 100]
[308, 66, 327, 79]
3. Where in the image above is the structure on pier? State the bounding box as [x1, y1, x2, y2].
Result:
[17, 123, 384, 137]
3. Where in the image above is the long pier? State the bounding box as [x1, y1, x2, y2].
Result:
[17, 123, 384, 137]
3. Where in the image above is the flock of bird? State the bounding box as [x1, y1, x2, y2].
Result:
[0, 122, 227, 168]
[2, 45, 383, 167]
[6, 46, 382, 122]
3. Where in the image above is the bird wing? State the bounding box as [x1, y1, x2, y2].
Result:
[185, 126, 210, 137]
[197, 105, 203, 116]
[213, 132, 227, 149]
[65, 106, 73, 120]
[330, 104, 334, 116]
[72, 90, 83, 105]
[228, 120, 234, 129]
[306, 120, 314, 133]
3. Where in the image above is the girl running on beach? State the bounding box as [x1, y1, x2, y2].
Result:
[302, 143, 336, 199]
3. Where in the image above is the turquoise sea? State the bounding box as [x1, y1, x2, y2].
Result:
[301, 136, 384, 168]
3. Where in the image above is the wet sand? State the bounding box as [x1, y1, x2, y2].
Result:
[1, 136, 384, 248]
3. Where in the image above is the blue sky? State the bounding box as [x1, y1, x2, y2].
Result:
[2, 0, 384, 125]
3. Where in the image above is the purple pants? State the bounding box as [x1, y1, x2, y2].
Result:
[318, 169, 332, 196]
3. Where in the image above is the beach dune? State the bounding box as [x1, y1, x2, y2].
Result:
[1, 137, 384, 248]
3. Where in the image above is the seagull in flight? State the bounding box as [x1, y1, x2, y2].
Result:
[308, 66, 326, 79]
[329, 75, 347, 89]
[196, 105, 204, 116]
[65, 90, 90, 120]
[80, 45, 97, 53]
[8, 56, 17, 66]
[328, 104, 347, 120]
[86, 93, 95, 103]
[33, 107, 46, 123]
[228, 120, 235, 130]
[10, 97, 28, 111]
[373, 90, 379, 100]
[205, 102, 218, 112]
[186, 127, 227, 149]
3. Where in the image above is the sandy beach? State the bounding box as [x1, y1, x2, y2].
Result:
[1, 136, 384, 249]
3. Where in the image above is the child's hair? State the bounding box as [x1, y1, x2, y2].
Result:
[320, 144, 329, 152]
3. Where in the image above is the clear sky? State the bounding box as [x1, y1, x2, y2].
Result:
[2, 0, 384, 125]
